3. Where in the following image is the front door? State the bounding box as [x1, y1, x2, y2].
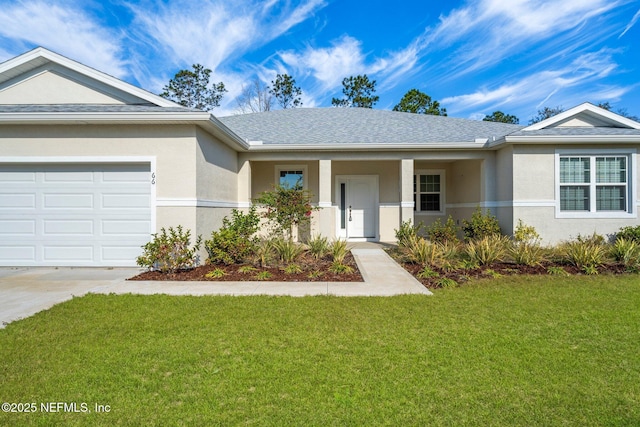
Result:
[337, 176, 377, 239]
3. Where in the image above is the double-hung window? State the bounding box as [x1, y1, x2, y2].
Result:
[557, 151, 635, 217]
[414, 170, 445, 214]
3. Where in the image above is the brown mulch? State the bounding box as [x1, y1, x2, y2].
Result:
[129, 253, 363, 282]
[403, 261, 630, 290]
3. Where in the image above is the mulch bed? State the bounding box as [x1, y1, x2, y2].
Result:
[403, 261, 630, 290]
[130, 253, 363, 282]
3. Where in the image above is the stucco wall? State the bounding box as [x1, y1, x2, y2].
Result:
[332, 160, 399, 203]
[195, 127, 239, 203]
[250, 160, 320, 202]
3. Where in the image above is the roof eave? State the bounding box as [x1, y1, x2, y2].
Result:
[245, 142, 487, 151]
[493, 135, 640, 147]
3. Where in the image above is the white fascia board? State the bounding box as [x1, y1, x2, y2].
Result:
[524, 102, 640, 130]
[245, 142, 485, 151]
[0, 111, 212, 122]
[502, 135, 640, 144]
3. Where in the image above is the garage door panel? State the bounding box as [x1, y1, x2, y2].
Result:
[0, 246, 36, 261]
[44, 171, 94, 182]
[102, 219, 150, 235]
[43, 219, 93, 235]
[102, 194, 150, 209]
[0, 193, 35, 208]
[0, 163, 151, 266]
[43, 245, 94, 261]
[0, 219, 36, 235]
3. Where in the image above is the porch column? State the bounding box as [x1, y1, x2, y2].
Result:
[317, 159, 333, 237]
[400, 159, 414, 224]
[237, 157, 252, 209]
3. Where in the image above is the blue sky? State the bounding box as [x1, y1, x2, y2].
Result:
[0, 0, 639, 122]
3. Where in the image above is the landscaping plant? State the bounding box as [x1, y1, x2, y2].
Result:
[307, 234, 330, 260]
[205, 207, 260, 264]
[254, 184, 317, 240]
[465, 235, 509, 266]
[462, 207, 501, 240]
[330, 239, 349, 264]
[136, 225, 202, 273]
[425, 215, 459, 244]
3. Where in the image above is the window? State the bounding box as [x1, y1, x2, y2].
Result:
[557, 152, 635, 217]
[414, 170, 445, 213]
[275, 165, 307, 189]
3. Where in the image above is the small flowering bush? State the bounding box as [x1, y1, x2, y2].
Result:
[137, 226, 202, 273]
[254, 184, 318, 240]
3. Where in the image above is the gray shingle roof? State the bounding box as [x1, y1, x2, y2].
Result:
[0, 104, 200, 113]
[218, 108, 524, 145]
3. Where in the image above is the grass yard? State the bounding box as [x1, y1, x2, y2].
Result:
[1, 275, 639, 426]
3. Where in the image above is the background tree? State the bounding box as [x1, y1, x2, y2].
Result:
[528, 106, 564, 124]
[236, 77, 273, 113]
[483, 111, 519, 124]
[331, 74, 379, 108]
[160, 64, 226, 111]
[393, 89, 447, 116]
[270, 74, 302, 109]
[598, 102, 639, 122]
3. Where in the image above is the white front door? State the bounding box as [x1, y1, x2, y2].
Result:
[336, 176, 377, 240]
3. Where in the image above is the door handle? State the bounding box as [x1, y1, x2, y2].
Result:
[349, 205, 352, 221]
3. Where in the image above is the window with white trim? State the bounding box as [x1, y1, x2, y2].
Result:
[414, 170, 444, 213]
[275, 165, 307, 189]
[559, 155, 629, 213]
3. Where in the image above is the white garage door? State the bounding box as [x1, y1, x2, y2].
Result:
[0, 163, 152, 266]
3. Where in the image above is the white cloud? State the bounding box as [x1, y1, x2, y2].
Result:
[619, 7, 640, 37]
[0, 1, 126, 77]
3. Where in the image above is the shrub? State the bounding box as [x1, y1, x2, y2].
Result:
[254, 239, 275, 268]
[513, 219, 540, 244]
[395, 220, 423, 248]
[330, 239, 349, 264]
[307, 234, 330, 260]
[283, 263, 303, 274]
[137, 226, 202, 273]
[425, 216, 459, 244]
[238, 265, 258, 274]
[273, 239, 305, 264]
[254, 185, 317, 240]
[205, 268, 225, 279]
[462, 207, 501, 240]
[510, 242, 546, 266]
[436, 277, 458, 288]
[255, 271, 272, 281]
[575, 232, 606, 246]
[308, 270, 324, 279]
[610, 238, 640, 267]
[402, 235, 443, 266]
[616, 225, 640, 243]
[205, 207, 260, 265]
[417, 266, 440, 279]
[329, 262, 354, 274]
[465, 235, 509, 266]
[547, 266, 569, 276]
[560, 240, 607, 270]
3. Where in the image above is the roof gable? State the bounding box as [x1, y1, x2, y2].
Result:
[524, 102, 640, 131]
[0, 47, 178, 107]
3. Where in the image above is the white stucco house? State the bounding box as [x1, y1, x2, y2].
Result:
[1, 47, 640, 266]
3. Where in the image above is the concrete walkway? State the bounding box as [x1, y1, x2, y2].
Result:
[0, 247, 430, 327]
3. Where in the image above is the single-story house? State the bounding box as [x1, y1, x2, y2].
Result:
[1, 47, 639, 266]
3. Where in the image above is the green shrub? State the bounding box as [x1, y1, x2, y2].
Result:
[273, 239, 305, 264]
[283, 263, 303, 274]
[425, 216, 459, 244]
[254, 185, 317, 240]
[402, 236, 443, 266]
[329, 262, 354, 274]
[205, 268, 226, 279]
[205, 207, 260, 265]
[610, 238, 640, 267]
[575, 232, 606, 245]
[616, 225, 640, 243]
[137, 226, 202, 273]
[255, 271, 272, 281]
[238, 265, 258, 274]
[436, 277, 458, 288]
[510, 242, 546, 266]
[254, 239, 275, 268]
[462, 207, 501, 241]
[465, 235, 508, 266]
[330, 239, 349, 264]
[513, 219, 540, 244]
[307, 234, 330, 260]
[561, 240, 607, 270]
[417, 266, 440, 279]
[395, 220, 423, 248]
[308, 270, 324, 279]
[547, 266, 569, 276]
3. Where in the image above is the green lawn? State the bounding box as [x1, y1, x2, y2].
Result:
[1, 275, 639, 426]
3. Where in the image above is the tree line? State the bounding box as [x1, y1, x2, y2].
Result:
[159, 64, 638, 123]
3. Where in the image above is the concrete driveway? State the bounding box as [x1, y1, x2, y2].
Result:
[0, 249, 430, 328]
